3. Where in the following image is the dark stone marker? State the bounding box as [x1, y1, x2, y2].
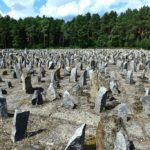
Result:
[11, 110, 30, 143]
[65, 124, 86, 150]
[7, 81, 13, 88]
[0, 97, 8, 118]
[91, 60, 96, 70]
[31, 90, 43, 105]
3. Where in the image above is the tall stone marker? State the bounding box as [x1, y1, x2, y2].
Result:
[11, 109, 30, 143]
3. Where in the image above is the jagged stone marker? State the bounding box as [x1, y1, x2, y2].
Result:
[95, 87, 108, 114]
[11, 109, 30, 143]
[65, 124, 86, 150]
[63, 90, 76, 109]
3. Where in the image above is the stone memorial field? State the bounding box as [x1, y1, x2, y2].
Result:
[0, 48, 150, 150]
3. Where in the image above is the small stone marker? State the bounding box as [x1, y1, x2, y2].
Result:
[118, 103, 128, 122]
[31, 90, 43, 105]
[63, 91, 76, 109]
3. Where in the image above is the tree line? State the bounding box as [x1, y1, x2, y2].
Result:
[0, 6, 150, 49]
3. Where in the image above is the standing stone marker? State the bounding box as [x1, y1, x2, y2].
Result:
[65, 124, 86, 150]
[11, 109, 30, 143]
[14, 64, 21, 81]
[114, 128, 130, 150]
[141, 96, 150, 115]
[0, 97, 8, 119]
[90, 70, 99, 102]
[95, 87, 108, 113]
[126, 70, 134, 84]
[63, 91, 76, 109]
[46, 83, 57, 101]
[21, 72, 33, 94]
[31, 90, 43, 105]
[70, 68, 77, 82]
[118, 103, 128, 122]
[145, 89, 150, 96]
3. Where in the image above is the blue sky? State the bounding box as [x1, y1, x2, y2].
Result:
[0, 0, 149, 20]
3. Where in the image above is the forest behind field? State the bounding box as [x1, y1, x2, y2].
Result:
[0, 6, 150, 49]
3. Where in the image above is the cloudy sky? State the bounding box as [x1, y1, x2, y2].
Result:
[0, 0, 150, 20]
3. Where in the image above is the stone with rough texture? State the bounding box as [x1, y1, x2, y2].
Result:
[65, 124, 86, 150]
[114, 128, 130, 150]
[95, 87, 108, 113]
[11, 109, 30, 143]
[63, 91, 76, 109]
[0, 97, 8, 118]
[117, 103, 128, 122]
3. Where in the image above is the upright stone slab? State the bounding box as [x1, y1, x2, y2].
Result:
[91, 60, 96, 70]
[70, 68, 77, 82]
[126, 70, 134, 84]
[21, 72, 33, 94]
[114, 128, 130, 150]
[40, 67, 46, 77]
[49, 61, 54, 69]
[110, 80, 118, 94]
[46, 83, 57, 101]
[65, 124, 86, 150]
[31, 90, 43, 105]
[64, 66, 71, 76]
[117, 103, 128, 122]
[79, 70, 87, 88]
[14, 64, 21, 81]
[11, 109, 30, 143]
[130, 60, 136, 72]
[145, 89, 150, 96]
[63, 91, 76, 109]
[141, 96, 150, 115]
[90, 70, 99, 102]
[0, 97, 8, 118]
[95, 87, 108, 113]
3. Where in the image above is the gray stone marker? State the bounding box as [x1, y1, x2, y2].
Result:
[145, 89, 150, 96]
[11, 109, 30, 143]
[14, 64, 21, 81]
[126, 70, 134, 84]
[0, 97, 8, 119]
[79, 70, 87, 88]
[70, 68, 77, 82]
[46, 83, 57, 101]
[65, 124, 86, 150]
[110, 80, 118, 94]
[63, 91, 76, 109]
[64, 66, 71, 76]
[95, 87, 108, 113]
[117, 103, 128, 122]
[141, 96, 150, 115]
[114, 128, 130, 150]
[130, 60, 136, 72]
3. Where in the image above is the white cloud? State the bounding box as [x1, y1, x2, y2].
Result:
[1, 0, 150, 19]
[2, 0, 36, 19]
[40, 0, 150, 18]
[0, 10, 6, 17]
